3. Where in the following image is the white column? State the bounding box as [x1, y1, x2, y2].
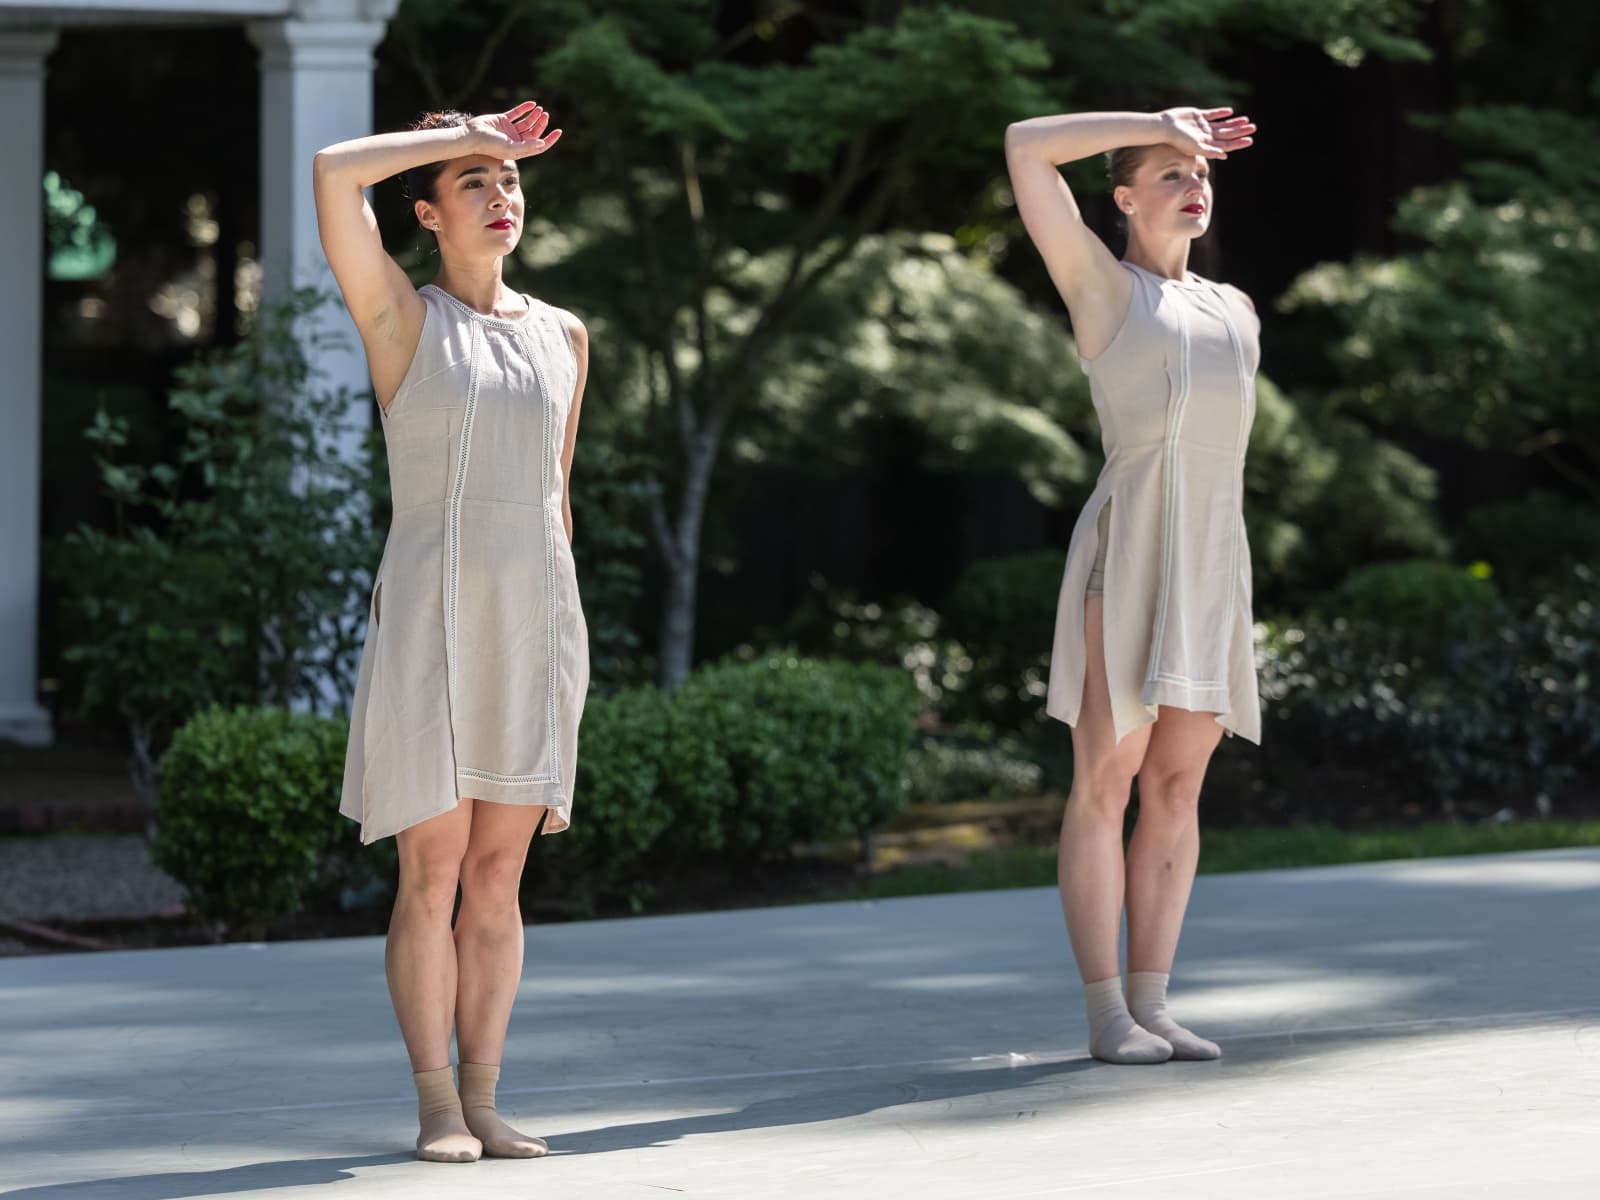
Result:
[0, 30, 57, 747]
[248, 6, 398, 459]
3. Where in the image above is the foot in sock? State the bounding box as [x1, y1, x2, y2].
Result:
[1127, 970, 1221, 1060]
[1083, 977, 1172, 1064]
[459, 1062, 549, 1158]
[413, 1066, 482, 1163]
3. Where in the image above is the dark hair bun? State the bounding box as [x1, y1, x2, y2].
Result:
[400, 109, 472, 204]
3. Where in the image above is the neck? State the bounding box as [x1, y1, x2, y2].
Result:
[1122, 234, 1194, 283]
[432, 257, 516, 316]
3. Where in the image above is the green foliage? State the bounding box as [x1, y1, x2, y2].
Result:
[1244, 377, 1445, 593]
[51, 293, 384, 794]
[681, 654, 919, 848]
[940, 551, 1061, 730]
[1459, 494, 1600, 599]
[1284, 105, 1600, 495]
[906, 739, 1044, 804]
[544, 655, 919, 907]
[778, 584, 975, 715]
[1105, 0, 1430, 66]
[1327, 559, 1500, 635]
[763, 233, 1094, 504]
[1259, 568, 1598, 806]
[568, 437, 656, 687]
[152, 706, 353, 934]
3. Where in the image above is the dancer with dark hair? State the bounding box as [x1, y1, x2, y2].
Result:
[313, 102, 589, 1161]
[1004, 107, 1260, 1064]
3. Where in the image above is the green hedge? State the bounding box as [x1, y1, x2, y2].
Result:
[551, 654, 919, 905]
[1326, 558, 1499, 636]
[152, 706, 353, 933]
[1258, 567, 1598, 807]
[156, 657, 920, 927]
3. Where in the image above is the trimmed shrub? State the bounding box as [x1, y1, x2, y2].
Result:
[1327, 558, 1499, 636]
[673, 655, 920, 851]
[941, 551, 1062, 730]
[1258, 567, 1598, 809]
[152, 706, 352, 933]
[1460, 494, 1600, 599]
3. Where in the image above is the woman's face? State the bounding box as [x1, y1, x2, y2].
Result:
[416, 153, 525, 256]
[1116, 147, 1213, 240]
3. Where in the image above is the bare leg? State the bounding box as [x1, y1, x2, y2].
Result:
[1060, 595, 1150, 982]
[388, 800, 472, 1069]
[387, 800, 479, 1161]
[455, 801, 548, 1157]
[1125, 706, 1225, 1059]
[1060, 595, 1167, 1063]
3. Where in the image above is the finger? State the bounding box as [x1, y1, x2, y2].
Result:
[528, 110, 552, 139]
[513, 105, 544, 130]
[1202, 107, 1234, 119]
[506, 100, 538, 120]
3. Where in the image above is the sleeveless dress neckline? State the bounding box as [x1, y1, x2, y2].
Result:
[1123, 261, 1212, 291]
[421, 282, 536, 330]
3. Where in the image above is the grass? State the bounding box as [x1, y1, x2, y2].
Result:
[831, 820, 1600, 902]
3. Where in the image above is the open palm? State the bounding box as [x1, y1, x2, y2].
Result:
[1160, 107, 1256, 159]
[465, 102, 563, 160]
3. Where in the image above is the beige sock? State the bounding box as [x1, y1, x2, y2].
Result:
[1127, 971, 1221, 1060]
[1084, 976, 1173, 1064]
[413, 1065, 482, 1162]
[459, 1062, 548, 1158]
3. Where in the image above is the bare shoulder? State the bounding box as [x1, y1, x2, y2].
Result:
[550, 306, 588, 352]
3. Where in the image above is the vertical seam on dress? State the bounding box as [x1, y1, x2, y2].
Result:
[519, 313, 563, 785]
[1146, 286, 1191, 688]
[446, 320, 483, 704]
[1212, 286, 1251, 641]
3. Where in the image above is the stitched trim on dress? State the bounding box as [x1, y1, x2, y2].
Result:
[459, 766, 561, 786]
[518, 315, 564, 784]
[445, 321, 483, 690]
[1151, 671, 1227, 688]
[1209, 284, 1253, 642]
[1145, 284, 1192, 688]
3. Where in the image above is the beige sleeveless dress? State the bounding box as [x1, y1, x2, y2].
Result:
[340, 284, 590, 843]
[1046, 262, 1261, 745]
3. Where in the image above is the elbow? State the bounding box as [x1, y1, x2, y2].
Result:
[1003, 121, 1033, 163]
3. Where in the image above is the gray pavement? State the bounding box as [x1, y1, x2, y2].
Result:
[2, 848, 1598, 1199]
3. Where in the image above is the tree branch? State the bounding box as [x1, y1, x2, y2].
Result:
[395, 19, 445, 108]
[447, 4, 529, 109]
[613, 156, 697, 446]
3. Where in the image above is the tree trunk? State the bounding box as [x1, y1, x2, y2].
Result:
[657, 431, 720, 690]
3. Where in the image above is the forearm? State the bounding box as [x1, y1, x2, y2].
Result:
[1004, 111, 1167, 167]
[312, 125, 475, 190]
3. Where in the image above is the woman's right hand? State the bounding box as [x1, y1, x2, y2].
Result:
[1157, 107, 1256, 159]
[462, 102, 564, 160]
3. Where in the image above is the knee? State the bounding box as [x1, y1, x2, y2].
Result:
[459, 848, 527, 911]
[1137, 768, 1205, 820]
[397, 850, 462, 913]
[1067, 773, 1135, 828]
